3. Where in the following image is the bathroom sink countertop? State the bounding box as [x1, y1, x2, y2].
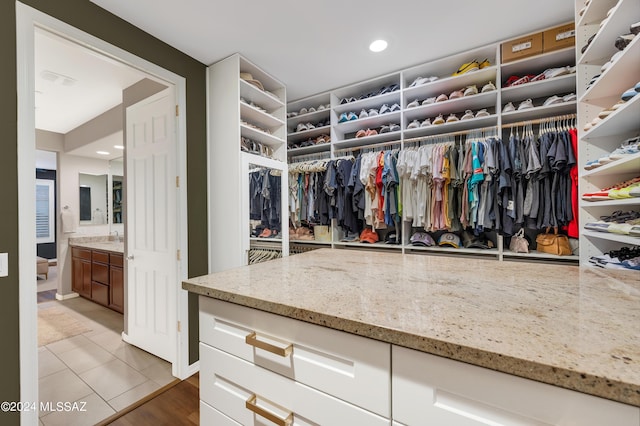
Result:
[69, 237, 124, 254]
[183, 248, 640, 407]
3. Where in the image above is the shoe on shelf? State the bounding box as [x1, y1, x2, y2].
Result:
[504, 75, 520, 87]
[631, 21, 640, 35]
[503, 102, 515, 113]
[463, 85, 478, 96]
[563, 93, 577, 102]
[355, 129, 367, 138]
[368, 108, 379, 116]
[305, 122, 315, 130]
[299, 107, 308, 115]
[408, 76, 430, 88]
[317, 104, 326, 111]
[436, 93, 449, 102]
[308, 107, 316, 113]
[389, 123, 401, 132]
[422, 97, 436, 105]
[295, 123, 308, 132]
[338, 112, 349, 123]
[449, 89, 464, 99]
[608, 137, 640, 160]
[379, 104, 391, 114]
[407, 99, 420, 108]
[407, 120, 420, 129]
[621, 87, 639, 101]
[379, 125, 390, 134]
[583, 159, 602, 170]
[347, 112, 359, 121]
[390, 103, 401, 112]
[517, 99, 534, 110]
[461, 110, 474, 120]
[420, 118, 432, 127]
[359, 109, 369, 119]
[446, 114, 459, 123]
[543, 95, 563, 106]
[475, 109, 490, 118]
[511, 75, 535, 86]
[478, 59, 491, 69]
[615, 33, 635, 50]
[432, 114, 445, 125]
[481, 81, 496, 93]
[366, 128, 378, 136]
[452, 60, 479, 76]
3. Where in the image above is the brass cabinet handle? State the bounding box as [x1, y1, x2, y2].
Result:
[245, 331, 293, 357]
[245, 394, 293, 426]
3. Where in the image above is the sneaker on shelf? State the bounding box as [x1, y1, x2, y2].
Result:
[390, 103, 401, 112]
[407, 99, 420, 108]
[435, 94, 448, 102]
[481, 81, 496, 93]
[407, 120, 420, 129]
[449, 89, 464, 99]
[608, 137, 640, 160]
[408, 76, 430, 88]
[563, 93, 577, 102]
[338, 112, 349, 123]
[432, 114, 445, 125]
[615, 33, 635, 50]
[583, 159, 602, 170]
[347, 112, 359, 121]
[295, 123, 308, 132]
[446, 114, 459, 123]
[379, 104, 391, 114]
[475, 109, 490, 118]
[631, 21, 640, 35]
[543, 95, 563, 106]
[422, 97, 437, 105]
[452, 60, 479, 76]
[389, 123, 401, 132]
[461, 110, 475, 120]
[622, 86, 639, 101]
[463, 85, 478, 96]
[359, 109, 369, 119]
[517, 99, 534, 110]
[420, 118, 432, 127]
[503, 102, 516, 113]
[478, 58, 491, 69]
[368, 108, 379, 116]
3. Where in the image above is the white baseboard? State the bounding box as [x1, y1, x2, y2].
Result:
[55, 292, 79, 300]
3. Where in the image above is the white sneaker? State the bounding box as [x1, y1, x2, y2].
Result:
[481, 81, 496, 92]
[543, 95, 563, 106]
[461, 110, 474, 120]
[503, 102, 515, 113]
[407, 99, 420, 108]
[518, 99, 534, 110]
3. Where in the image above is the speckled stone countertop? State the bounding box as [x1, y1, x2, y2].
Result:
[69, 237, 124, 254]
[182, 248, 640, 407]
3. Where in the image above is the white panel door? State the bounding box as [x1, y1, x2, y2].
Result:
[125, 87, 177, 363]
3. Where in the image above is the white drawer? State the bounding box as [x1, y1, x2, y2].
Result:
[201, 400, 241, 425]
[200, 342, 390, 425]
[199, 297, 390, 417]
[392, 346, 640, 426]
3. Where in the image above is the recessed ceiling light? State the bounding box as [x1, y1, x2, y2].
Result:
[96, 151, 110, 156]
[114, 145, 124, 150]
[369, 39, 388, 53]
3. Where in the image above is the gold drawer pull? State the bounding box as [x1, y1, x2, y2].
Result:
[245, 332, 293, 357]
[245, 394, 293, 426]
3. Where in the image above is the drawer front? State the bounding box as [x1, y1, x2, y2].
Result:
[91, 282, 109, 306]
[392, 346, 640, 426]
[200, 343, 389, 426]
[110, 253, 123, 267]
[91, 262, 109, 284]
[91, 250, 109, 264]
[199, 297, 390, 417]
[200, 401, 241, 426]
[71, 248, 91, 260]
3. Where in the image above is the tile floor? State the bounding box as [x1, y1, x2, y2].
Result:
[38, 293, 175, 425]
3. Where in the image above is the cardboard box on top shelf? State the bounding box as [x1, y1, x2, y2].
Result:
[502, 32, 543, 63]
[543, 22, 576, 53]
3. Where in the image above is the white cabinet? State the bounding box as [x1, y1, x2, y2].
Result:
[207, 53, 289, 272]
[575, 0, 640, 265]
[392, 346, 640, 426]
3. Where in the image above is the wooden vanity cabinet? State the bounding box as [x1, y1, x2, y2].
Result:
[71, 247, 124, 313]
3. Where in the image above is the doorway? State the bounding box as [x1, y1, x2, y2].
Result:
[17, 4, 192, 425]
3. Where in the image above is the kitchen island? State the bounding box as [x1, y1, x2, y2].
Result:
[183, 248, 640, 424]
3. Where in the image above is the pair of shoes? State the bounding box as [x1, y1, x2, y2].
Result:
[241, 98, 266, 113]
[601, 50, 624, 73]
[355, 128, 378, 138]
[315, 134, 331, 144]
[451, 59, 490, 76]
[295, 122, 317, 132]
[379, 123, 400, 133]
[503, 102, 515, 113]
[432, 114, 445, 125]
[338, 112, 359, 123]
[406, 99, 421, 108]
[615, 33, 636, 50]
[449, 89, 464, 99]
[446, 114, 459, 123]
[481, 81, 496, 93]
[581, 33, 597, 54]
[407, 119, 431, 129]
[379, 103, 401, 114]
[460, 109, 490, 120]
[543, 93, 576, 106]
[621, 82, 640, 101]
[463, 85, 478, 97]
[582, 177, 640, 201]
[408, 76, 438, 88]
[340, 97, 357, 104]
[436, 93, 449, 102]
[504, 74, 536, 87]
[530, 66, 572, 82]
[516, 99, 534, 110]
[584, 137, 639, 170]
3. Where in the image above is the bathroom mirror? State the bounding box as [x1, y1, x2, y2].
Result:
[79, 173, 108, 225]
[110, 158, 124, 224]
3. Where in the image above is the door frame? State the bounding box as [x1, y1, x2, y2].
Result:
[16, 4, 192, 424]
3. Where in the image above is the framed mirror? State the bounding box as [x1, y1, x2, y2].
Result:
[79, 172, 108, 225]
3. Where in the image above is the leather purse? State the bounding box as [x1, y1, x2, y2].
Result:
[535, 227, 572, 256]
[509, 228, 529, 253]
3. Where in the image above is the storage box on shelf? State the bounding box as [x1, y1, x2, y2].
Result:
[543, 22, 576, 53]
[502, 32, 544, 63]
[576, 0, 640, 266]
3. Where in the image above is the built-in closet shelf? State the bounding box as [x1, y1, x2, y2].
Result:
[288, 124, 330, 140]
[240, 102, 284, 129]
[501, 75, 577, 104]
[403, 115, 498, 138]
[502, 251, 580, 261]
[404, 92, 498, 121]
[500, 47, 576, 78]
[581, 198, 640, 208]
[335, 111, 401, 134]
[403, 67, 498, 101]
[582, 153, 640, 177]
[582, 230, 640, 246]
[286, 109, 330, 128]
[240, 80, 284, 112]
[250, 237, 283, 243]
[581, 95, 640, 140]
[242, 151, 286, 168]
[287, 143, 330, 156]
[580, 36, 640, 103]
[577, 0, 618, 27]
[289, 240, 332, 246]
[332, 91, 401, 115]
[578, 0, 639, 65]
[334, 242, 403, 251]
[333, 131, 402, 149]
[501, 101, 577, 124]
[405, 246, 499, 257]
[240, 124, 284, 147]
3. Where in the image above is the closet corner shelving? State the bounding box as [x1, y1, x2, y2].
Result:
[575, 0, 640, 266]
[207, 53, 288, 272]
[284, 21, 586, 264]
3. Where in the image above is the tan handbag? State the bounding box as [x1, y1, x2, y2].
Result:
[535, 227, 572, 256]
[509, 228, 529, 253]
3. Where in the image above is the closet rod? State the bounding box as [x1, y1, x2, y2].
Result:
[333, 139, 402, 154]
[501, 114, 576, 128]
[288, 150, 331, 163]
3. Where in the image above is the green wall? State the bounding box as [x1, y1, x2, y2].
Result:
[1, 2, 208, 423]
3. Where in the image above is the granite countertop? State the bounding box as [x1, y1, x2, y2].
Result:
[182, 248, 640, 407]
[69, 237, 124, 254]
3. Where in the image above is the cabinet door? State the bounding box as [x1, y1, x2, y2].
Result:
[109, 266, 124, 313]
[72, 257, 92, 297]
[392, 346, 640, 426]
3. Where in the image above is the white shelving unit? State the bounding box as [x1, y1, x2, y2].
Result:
[576, 0, 640, 266]
[283, 22, 583, 263]
[208, 53, 289, 272]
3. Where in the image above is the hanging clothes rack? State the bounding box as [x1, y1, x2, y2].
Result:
[501, 114, 576, 128]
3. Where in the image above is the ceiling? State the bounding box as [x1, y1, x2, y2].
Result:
[90, 0, 574, 102]
[35, 0, 574, 162]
